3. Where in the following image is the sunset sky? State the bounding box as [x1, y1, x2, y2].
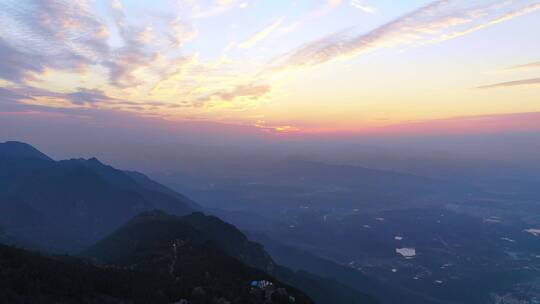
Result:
[0, 0, 539, 138]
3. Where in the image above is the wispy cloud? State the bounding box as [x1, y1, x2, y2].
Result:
[0, 0, 538, 127]
[195, 83, 272, 108]
[0, 38, 48, 83]
[66, 88, 117, 105]
[239, 19, 283, 49]
[476, 77, 540, 89]
[184, 0, 246, 19]
[350, 0, 377, 14]
[0, 83, 198, 118]
[272, 1, 540, 71]
[105, 1, 197, 88]
[1, 85, 117, 108]
[0, 0, 109, 83]
[254, 119, 299, 133]
[277, 0, 343, 35]
[0, 0, 196, 89]
[368, 111, 540, 135]
[499, 60, 540, 73]
[214, 84, 270, 101]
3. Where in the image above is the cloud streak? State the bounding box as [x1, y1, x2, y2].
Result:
[272, 1, 540, 70]
[239, 19, 283, 49]
[500, 60, 540, 72]
[0, 85, 163, 113]
[368, 111, 540, 135]
[476, 77, 540, 89]
[350, 1, 377, 14]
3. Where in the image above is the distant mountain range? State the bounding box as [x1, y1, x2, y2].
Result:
[157, 153, 477, 217]
[0, 141, 379, 304]
[0, 141, 196, 252]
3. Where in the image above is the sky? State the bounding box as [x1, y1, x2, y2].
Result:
[0, 0, 539, 142]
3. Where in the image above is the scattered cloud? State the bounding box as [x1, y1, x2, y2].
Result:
[0, 0, 109, 83]
[106, 1, 180, 88]
[168, 17, 198, 48]
[476, 77, 540, 89]
[0, 0, 538, 129]
[0, 0, 196, 89]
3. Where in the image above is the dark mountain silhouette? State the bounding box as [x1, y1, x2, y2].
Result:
[0, 141, 52, 161]
[0, 142, 195, 252]
[0, 142, 379, 303]
[83, 210, 313, 304]
[0, 242, 312, 304]
[0, 211, 318, 303]
[0, 227, 12, 245]
[84, 210, 379, 304]
[83, 210, 273, 271]
[0, 243, 181, 304]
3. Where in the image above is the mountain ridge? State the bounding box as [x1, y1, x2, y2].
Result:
[83, 210, 379, 304]
[0, 141, 196, 252]
[0, 141, 380, 303]
[0, 141, 53, 161]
